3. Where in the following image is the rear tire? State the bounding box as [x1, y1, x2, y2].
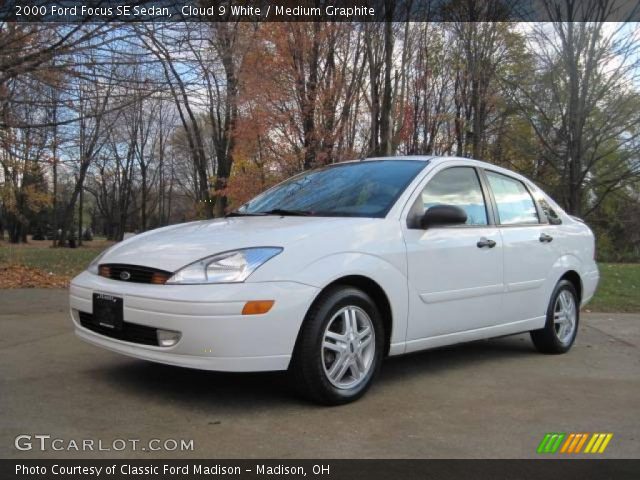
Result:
[290, 286, 384, 405]
[530, 279, 579, 354]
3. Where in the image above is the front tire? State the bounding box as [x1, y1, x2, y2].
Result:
[530, 279, 579, 354]
[290, 286, 384, 405]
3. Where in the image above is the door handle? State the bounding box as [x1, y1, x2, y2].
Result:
[539, 233, 553, 243]
[477, 237, 496, 249]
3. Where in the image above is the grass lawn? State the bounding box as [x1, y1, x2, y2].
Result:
[0, 238, 112, 279]
[587, 263, 640, 313]
[0, 239, 638, 312]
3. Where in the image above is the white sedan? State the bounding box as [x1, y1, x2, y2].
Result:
[70, 156, 599, 404]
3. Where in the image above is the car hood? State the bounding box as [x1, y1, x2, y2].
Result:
[99, 216, 369, 272]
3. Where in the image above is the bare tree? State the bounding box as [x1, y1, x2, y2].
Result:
[56, 58, 120, 245]
[363, 4, 396, 157]
[509, 0, 640, 216]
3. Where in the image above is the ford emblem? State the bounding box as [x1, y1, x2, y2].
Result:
[120, 271, 131, 281]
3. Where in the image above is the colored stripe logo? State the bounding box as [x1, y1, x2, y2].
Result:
[537, 433, 613, 454]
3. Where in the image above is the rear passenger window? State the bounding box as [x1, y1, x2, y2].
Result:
[486, 171, 539, 225]
[421, 167, 488, 225]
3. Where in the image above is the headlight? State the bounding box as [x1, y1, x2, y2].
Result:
[165, 247, 283, 285]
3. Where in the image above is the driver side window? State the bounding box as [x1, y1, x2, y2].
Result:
[421, 167, 488, 226]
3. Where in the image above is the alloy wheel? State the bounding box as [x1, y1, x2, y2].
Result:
[321, 306, 376, 389]
[554, 290, 577, 345]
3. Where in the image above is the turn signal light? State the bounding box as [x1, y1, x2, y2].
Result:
[98, 265, 111, 278]
[242, 300, 275, 315]
[151, 272, 170, 285]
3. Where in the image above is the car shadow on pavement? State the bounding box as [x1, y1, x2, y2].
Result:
[379, 334, 537, 385]
[92, 334, 538, 409]
[94, 361, 301, 409]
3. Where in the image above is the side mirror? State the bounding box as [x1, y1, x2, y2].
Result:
[420, 205, 468, 228]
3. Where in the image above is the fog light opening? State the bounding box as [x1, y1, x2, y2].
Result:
[242, 300, 275, 315]
[157, 329, 181, 347]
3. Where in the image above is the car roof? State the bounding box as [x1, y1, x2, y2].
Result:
[363, 155, 437, 162]
[363, 155, 487, 167]
[360, 155, 534, 184]
[360, 155, 502, 171]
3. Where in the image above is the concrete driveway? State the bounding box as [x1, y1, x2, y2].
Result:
[1, 289, 638, 459]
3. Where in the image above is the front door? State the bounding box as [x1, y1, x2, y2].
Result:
[402, 166, 504, 346]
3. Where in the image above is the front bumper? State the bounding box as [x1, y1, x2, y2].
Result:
[70, 271, 319, 371]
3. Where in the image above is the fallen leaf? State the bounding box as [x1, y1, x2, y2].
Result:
[0, 264, 69, 289]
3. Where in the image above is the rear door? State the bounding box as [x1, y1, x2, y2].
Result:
[402, 165, 504, 344]
[483, 169, 559, 323]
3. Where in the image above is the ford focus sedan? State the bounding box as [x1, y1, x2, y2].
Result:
[70, 156, 599, 404]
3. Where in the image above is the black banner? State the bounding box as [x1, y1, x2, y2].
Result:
[1, 0, 640, 23]
[3, 460, 640, 480]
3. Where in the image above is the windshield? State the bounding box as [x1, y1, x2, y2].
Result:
[236, 160, 428, 218]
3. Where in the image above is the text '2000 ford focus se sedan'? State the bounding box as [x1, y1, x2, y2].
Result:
[70, 156, 599, 404]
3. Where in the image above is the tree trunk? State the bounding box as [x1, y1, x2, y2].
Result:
[213, 26, 240, 218]
[77, 185, 83, 246]
[141, 165, 148, 230]
[379, 1, 395, 156]
[57, 158, 90, 247]
[302, 23, 320, 170]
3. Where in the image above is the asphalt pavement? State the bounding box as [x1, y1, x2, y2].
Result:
[1, 289, 638, 458]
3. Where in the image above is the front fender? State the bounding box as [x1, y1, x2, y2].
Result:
[291, 252, 409, 354]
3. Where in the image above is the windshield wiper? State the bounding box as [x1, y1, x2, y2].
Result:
[225, 211, 266, 217]
[261, 208, 313, 216]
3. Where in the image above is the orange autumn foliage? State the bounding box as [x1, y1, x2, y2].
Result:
[226, 23, 364, 208]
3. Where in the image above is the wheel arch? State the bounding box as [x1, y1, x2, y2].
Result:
[559, 270, 583, 303]
[303, 275, 394, 356]
[547, 254, 586, 305]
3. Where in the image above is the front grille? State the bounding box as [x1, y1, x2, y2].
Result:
[99, 264, 172, 284]
[79, 311, 159, 346]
